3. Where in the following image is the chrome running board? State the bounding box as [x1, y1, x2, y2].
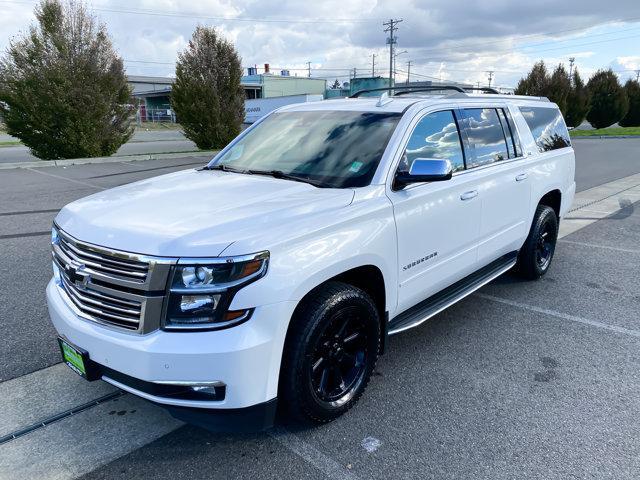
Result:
[388, 252, 517, 335]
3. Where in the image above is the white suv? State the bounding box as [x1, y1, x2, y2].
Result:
[47, 87, 575, 431]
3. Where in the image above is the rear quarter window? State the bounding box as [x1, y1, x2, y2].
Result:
[519, 106, 571, 153]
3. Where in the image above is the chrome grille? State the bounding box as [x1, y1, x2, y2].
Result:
[52, 227, 176, 333]
[58, 267, 142, 330]
[57, 231, 149, 284]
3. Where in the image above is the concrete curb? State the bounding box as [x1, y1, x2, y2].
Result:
[0, 150, 218, 170]
[570, 135, 640, 140]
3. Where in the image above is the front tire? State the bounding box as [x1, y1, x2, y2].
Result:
[279, 281, 381, 424]
[517, 204, 558, 280]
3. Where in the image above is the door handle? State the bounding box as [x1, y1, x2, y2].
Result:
[460, 190, 478, 201]
[515, 173, 528, 182]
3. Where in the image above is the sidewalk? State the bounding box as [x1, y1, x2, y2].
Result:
[0, 129, 196, 165]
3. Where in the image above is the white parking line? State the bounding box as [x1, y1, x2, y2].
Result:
[558, 239, 640, 254]
[25, 168, 105, 190]
[476, 293, 640, 339]
[269, 426, 360, 480]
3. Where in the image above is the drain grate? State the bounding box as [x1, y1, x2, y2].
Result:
[0, 390, 125, 445]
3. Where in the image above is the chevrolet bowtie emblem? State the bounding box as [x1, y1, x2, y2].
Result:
[67, 263, 90, 290]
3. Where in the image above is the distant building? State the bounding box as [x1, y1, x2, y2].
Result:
[129, 69, 327, 123]
[327, 77, 475, 99]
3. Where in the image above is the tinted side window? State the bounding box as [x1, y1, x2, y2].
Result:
[462, 108, 509, 168]
[401, 110, 465, 173]
[519, 106, 571, 152]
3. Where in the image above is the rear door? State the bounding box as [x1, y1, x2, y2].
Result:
[458, 106, 531, 265]
[387, 108, 482, 314]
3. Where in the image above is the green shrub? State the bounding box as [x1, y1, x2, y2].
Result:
[619, 80, 640, 127]
[565, 69, 590, 128]
[171, 26, 244, 150]
[0, 0, 132, 160]
[586, 69, 629, 129]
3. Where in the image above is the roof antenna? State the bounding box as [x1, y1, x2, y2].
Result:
[376, 91, 393, 107]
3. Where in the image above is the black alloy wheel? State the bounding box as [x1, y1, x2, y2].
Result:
[280, 281, 381, 424]
[309, 306, 370, 407]
[517, 204, 558, 280]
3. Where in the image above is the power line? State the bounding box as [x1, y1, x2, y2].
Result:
[0, 0, 382, 24]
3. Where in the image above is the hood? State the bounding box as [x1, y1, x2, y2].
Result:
[55, 169, 355, 257]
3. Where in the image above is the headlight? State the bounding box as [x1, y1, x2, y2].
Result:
[164, 251, 269, 331]
[51, 225, 59, 245]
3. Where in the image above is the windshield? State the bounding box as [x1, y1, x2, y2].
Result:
[209, 111, 401, 188]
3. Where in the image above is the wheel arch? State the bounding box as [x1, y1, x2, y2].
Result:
[289, 264, 389, 356]
[538, 189, 562, 219]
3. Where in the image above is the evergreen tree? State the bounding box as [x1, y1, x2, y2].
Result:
[619, 79, 640, 127]
[171, 26, 244, 150]
[565, 68, 590, 128]
[0, 0, 133, 159]
[548, 64, 571, 116]
[586, 69, 629, 129]
[514, 61, 550, 97]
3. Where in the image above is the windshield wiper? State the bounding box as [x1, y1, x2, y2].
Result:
[201, 164, 246, 173]
[245, 169, 325, 188]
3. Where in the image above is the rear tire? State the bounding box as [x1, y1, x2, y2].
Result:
[517, 205, 558, 280]
[279, 281, 380, 424]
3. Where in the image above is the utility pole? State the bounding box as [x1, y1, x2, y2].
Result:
[406, 60, 412, 84]
[486, 71, 494, 88]
[306, 61, 311, 78]
[371, 54, 376, 77]
[569, 57, 575, 78]
[352, 67, 357, 79]
[383, 18, 402, 88]
[636, 69, 640, 82]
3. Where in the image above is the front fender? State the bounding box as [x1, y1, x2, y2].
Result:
[229, 189, 398, 319]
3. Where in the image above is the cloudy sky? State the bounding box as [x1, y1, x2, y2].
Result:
[2, 0, 640, 89]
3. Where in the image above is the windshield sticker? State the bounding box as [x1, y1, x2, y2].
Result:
[349, 161, 364, 173]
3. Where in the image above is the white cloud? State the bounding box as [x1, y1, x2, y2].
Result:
[2, 0, 640, 86]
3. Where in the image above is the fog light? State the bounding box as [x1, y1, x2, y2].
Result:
[190, 385, 219, 396]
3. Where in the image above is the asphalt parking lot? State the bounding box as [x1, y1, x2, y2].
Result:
[1, 139, 639, 479]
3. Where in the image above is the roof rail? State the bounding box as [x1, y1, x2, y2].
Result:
[349, 85, 466, 98]
[463, 86, 500, 94]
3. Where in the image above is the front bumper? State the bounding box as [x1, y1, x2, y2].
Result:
[47, 279, 296, 414]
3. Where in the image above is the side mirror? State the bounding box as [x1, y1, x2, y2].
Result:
[394, 158, 453, 190]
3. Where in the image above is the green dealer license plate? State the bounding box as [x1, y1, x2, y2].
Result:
[58, 337, 95, 379]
